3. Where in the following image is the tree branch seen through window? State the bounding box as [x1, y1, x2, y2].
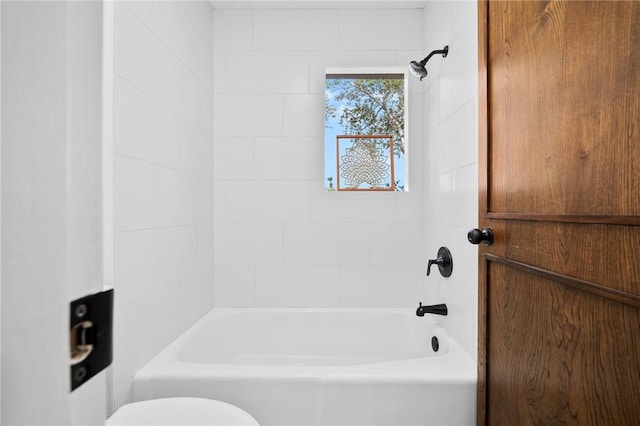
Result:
[325, 73, 406, 191]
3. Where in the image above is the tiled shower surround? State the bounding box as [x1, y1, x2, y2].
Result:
[112, 1, 214, 408]
[112, 1, 478, 411]
[212, 8, 426, 309]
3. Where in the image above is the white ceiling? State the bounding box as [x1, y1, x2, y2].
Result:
[209, 0, 429, 9]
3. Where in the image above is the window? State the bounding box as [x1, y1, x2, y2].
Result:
[324, 69, 408, 191]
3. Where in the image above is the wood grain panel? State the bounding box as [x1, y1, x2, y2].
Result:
[479, 1, 640, 424]
[486, 213, 640, 226]
[486, 220, 640, 297]
[488, 1, 640, 216]
[486, 253, 640, 309]
[487, 262, 640, 425]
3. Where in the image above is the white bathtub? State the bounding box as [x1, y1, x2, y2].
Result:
[133, 308, 476, 425]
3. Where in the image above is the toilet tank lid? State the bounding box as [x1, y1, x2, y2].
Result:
[106, 397, 259, 426]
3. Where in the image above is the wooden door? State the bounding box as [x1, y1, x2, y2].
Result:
[478, 1, 640, 424]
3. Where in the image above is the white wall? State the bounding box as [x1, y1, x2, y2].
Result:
[421, 1, 478, 359]
[213, 7, 427, 308]
[111, 1, 214, 410]
[2, 2, 107, 423]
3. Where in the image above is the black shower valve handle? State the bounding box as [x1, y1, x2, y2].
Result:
[426, 257, 444, 276]
[426, 247, 453, 278]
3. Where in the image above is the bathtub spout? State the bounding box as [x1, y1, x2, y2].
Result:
[416, 302, 448, 317]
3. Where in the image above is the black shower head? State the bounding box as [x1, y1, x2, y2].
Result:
[409, 46, 449, 81]
[409, 61, 428, 80]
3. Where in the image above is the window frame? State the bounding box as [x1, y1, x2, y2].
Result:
[324, 67, 410, 192]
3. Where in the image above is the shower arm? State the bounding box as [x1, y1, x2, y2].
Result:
[418, 46, 449, 66]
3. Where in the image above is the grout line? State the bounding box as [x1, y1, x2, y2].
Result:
[114, 73, 213, 138]
[122, 2, 214, 92]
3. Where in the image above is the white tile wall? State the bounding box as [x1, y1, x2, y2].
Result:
[255, 265, 341, 307]
[338, 9, 423, 51]
[214, 265, 256, 306]
[213, 94, 283, 136]
[339, 265, 424, 308]
[282, 95, 325, 137]
[111, 3, 478, 409]
[283, 223, 370, 266]
[223, 52, 310, 94]
[113, 77, 182, 170]
[214, 223, 283, 265]
[226, 180, 311, 222]
[254, 137, 322, 180]
[114, 154, 155, 232]
[309, 51, 397, 93]
[421, 2, 478, 360]
[213, 8, 426, 309]
[112, 1, 214, 410]
[253, 9, 339, 51]
[125, 1, 213, 90]
[310, 191, 398, 223]
[213, 9, 253, 51]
